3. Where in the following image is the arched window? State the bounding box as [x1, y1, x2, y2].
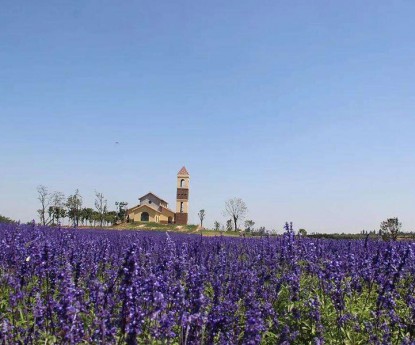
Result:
[180, 202, 184, 213]
[180, 179, 185, 187]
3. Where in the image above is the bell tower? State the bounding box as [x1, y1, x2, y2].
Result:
[175, 166, 190, 225]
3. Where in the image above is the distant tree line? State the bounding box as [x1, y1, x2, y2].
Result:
[208, 212, 409, 242]
[36, 185, 128, 227]
[0, 214, 15, 224]
[307, 218, 410, 241]
[200, 197, 270, 235]
[34, 185, 410, 242]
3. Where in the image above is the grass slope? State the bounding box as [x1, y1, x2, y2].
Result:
[113, 221, 244, 237]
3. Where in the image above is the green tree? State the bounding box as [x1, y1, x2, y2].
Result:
[66, 189, 83, 227]
[224, 198, 248, 231]
[298, 228, 307, 236]
[244, 220, 255, 233]
[48, 191, 66, 225]
[82, 208, 94, 226]
[105, 211, 117, 226]
[0, 214, 14, 223]
[48, 206, 66, 226]
[198, 209, 206, 228]
[257, 226, 266, 235]
[95, 191, 107, 227]
[380, 217, 401, 241]
[214, 221, 220, 231]
[92, 210, 100, 227]
[115, 201, 128, 222]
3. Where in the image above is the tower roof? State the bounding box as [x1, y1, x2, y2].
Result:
[177, 166, 189, 176]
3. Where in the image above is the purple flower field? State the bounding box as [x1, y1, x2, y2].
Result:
[1, 223, 415, 344]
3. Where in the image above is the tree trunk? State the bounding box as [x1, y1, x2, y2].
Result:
[233, 216, 238, 231]
[41, 207, 46, 225]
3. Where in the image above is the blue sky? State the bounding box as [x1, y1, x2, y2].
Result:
[1, 0, 414, 232]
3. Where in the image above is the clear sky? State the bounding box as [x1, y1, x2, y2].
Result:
[1, 0, 414, 233]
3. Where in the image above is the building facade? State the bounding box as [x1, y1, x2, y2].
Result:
[127, 192, 175, 224]
[127, 166, 190, 225]
[175, 166, 190, 225]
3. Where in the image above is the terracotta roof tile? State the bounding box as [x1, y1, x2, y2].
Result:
[177, 166, 189, 176]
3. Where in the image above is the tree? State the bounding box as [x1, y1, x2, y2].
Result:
[214, 221, 220, 231]
[66, 189, 83, 227]
[37, 185, 51, 225]
[226, 219, 233, 231]
[224, 198, 247, 231]
[105, 211, 117, 226]
[257, 226, 266, 235]
[49, 191, 66, 225]
[82, 207, 94, 226]
[95, 191, 107, 227]
[92, 210, 100, 227]
[298, 228, 307, 236]
[48, 206, 66, 226]
[115, 201, 128, 223]
[380, 217, 401, 241]
[0, 214, 14, 223]
[198, 209, 206, 228]
[244, 220, 255, 233]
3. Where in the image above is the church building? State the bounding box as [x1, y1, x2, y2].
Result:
[126, 166, 190, 225]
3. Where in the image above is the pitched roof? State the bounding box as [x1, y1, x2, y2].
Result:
[138, 192, 168, 204]
[128, 203, 162, 214]
[128, 203, 175, 217]
[177, 166, 189, 176]
[159, 205, 175, 215]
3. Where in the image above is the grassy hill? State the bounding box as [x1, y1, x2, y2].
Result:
[112, 221, 244, 237]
